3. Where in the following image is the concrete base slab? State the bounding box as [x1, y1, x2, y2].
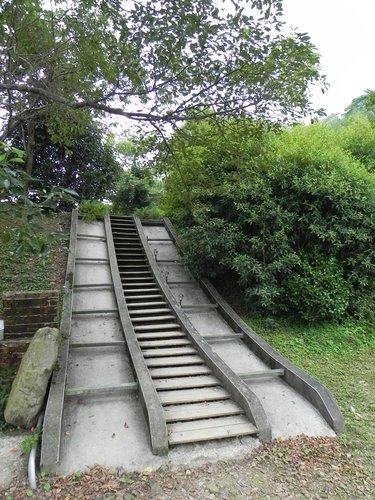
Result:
[0, 433, 28, 489]
[73, 288, 117, 312]
[149, 242, 179, 261]
[75, 263, 112, 286]
[58, 392, 260, 475]
[143, 225, 168, 239]
[67, 347, 134, 388]
[76, 239, 108, 259]
[158, 263, 194, 282]
[211, 341, 268, 372]
[170, 285, 209, 304]
[71, 316, 124, 343]
[187, 311, 235, 337]
[77, 220, 105, 237]
[247, 379, 336, 438]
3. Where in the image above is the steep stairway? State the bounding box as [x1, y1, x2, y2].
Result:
[110, 215, 257, 445]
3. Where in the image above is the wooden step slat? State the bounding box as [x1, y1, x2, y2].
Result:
[118, 264, 149, 268]
[134, 323, 180, 332]
[124, 285, 155, 289]
[164, 400, 243, 422]
[119, 270, 151, 274]
[145, 355, 203, 367]
[142, 346, 196, 358]
[131, 314, 176, 323]
[127, 301, 167, 307]
[126, 294, 163, 300]
[136, 331, 185, 341]
[168, 416, 257, 445]
[129, 308, 171, 315]
[150, 365, 211, 378]
[124, 288, 160, 294]
[122, 277, 154, 282]
[139, 338, 191, 348]
[159, 387, 229, 405]
[153, 375, 219, 390]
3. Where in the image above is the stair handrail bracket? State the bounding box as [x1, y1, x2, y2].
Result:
[162, 217, 345, 434]
[134, 216, 272, 442]
[105, 215, 169, 456]
[41, 209, 78, 474]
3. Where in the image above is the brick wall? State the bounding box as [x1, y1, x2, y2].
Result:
[2, 290, 59, 340]
[0, 339, 30, 370]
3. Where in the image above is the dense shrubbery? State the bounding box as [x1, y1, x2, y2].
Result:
[160, 120, 375, 322]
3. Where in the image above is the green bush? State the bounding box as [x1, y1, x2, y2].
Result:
[161, 120, 375, 322]
[80, 200, 110, 222]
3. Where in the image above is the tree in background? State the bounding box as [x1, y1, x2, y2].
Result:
[11, 119, 121, 200]
[112, 136, 162, 215]
[159, 119, 375, 322]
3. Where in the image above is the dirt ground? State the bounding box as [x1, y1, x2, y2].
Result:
[1, 436, 374, 499]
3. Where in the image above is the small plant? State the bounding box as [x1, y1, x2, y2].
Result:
[0, 366, 16, 430]
[21, 427, 42, 455]
[79, 200, 110, 222]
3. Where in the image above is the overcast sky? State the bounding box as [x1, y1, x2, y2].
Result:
[283, 0, 375, 116]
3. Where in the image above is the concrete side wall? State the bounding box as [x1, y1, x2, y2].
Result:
[3, 290, 59, 339]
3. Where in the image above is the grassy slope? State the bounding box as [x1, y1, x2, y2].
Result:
[0, 211, 70, 315]
[244, 316, 375, 471]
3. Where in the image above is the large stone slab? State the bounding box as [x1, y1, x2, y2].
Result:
[5, 327, 60, 428]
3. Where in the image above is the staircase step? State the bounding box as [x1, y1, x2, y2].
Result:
[131, 315, 176, 323]
[164, 400, 244, 422]
[168, 416, 257, 445]
[122, 277, 154, 282]
[145, 355, 203, 367]
[134, 323, 180, 332]
[129, 308, 171, 315]
[159, 387, 229, 405]
[153, 375, 219, 390]
[128, 301, 167, 308]
[136, 331, 185, 341]
[142, 347, 196, 358]
[126, 294, 163, 301]
[150, 365, 211, 378]
[139, 338, 191, 348]
[120, 271, 152, 275]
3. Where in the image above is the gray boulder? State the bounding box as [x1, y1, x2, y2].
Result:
[5, 327, 60, 428]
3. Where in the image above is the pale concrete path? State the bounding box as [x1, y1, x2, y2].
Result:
[58, 220, 259, 475]
[143, 223, 336, 440]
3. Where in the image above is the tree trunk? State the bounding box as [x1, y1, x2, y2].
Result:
[24, 120, 36, 192]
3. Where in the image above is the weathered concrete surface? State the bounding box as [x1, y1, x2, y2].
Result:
[0, 433, 28, 489]
[5, 327, 60, 428]
[59, 392, 259, 474]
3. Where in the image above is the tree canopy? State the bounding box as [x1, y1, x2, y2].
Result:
[0, 0, 324, 143]
[159, 119, 375, 322]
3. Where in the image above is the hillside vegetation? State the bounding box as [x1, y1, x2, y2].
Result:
[0, 209, 69, 316]
[160, 117, 375, 323]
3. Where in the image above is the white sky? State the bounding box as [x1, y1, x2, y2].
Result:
[283, 0, 375, 116]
